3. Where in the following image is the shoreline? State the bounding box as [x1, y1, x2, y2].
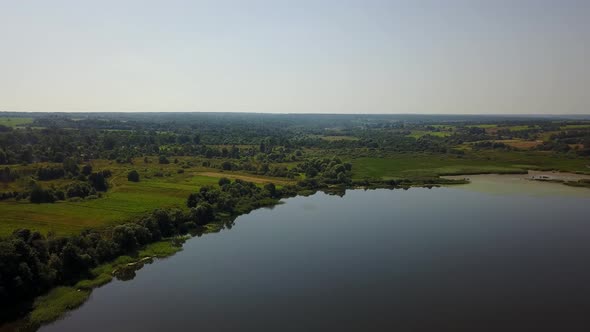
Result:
[4, 170, 589, 331]
[445, 170, 590, 184]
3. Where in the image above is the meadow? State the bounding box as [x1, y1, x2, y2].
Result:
[0, 157, 294, 236]
[0, 117, 33, 127]
[349, 151, 590, 179]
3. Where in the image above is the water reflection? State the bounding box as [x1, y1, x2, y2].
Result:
[39, 182, 590, 332]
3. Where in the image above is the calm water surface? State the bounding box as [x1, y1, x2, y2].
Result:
[41, 179, 590, 331]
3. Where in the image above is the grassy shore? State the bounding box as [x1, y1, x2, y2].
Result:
[21, 239, 183, 329]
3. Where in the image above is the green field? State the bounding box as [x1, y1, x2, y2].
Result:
[321, 135, 360, 141]
[561, 124, 590, 130]
[406, 131, 452, 138]
[466, 124, 537, 131]
[0, 117, 33, 127]
[467, 124, 497, 128]
[506, 125, 538, 131]
[0, 157, 294, 236]
[350, 151, 590, 179]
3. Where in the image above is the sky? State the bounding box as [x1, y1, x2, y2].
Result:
[0, 0, 589, 114]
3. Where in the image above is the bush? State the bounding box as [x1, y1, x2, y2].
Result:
[81, 164, 93, 176]
[127, 170, 140, 182]
[29, 185, 58, 203]
[158, 156, 170, 164]
[88, 172, 108, 191]
[65, 182, 96, 198]
[37, 167, 65, 181]
[218, 177, 231, 186]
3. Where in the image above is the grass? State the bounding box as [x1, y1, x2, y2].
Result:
[494, 139, 543, 149]
[467, 124, 537, 132]
[138, 239, 183, 258]
[467, 124, 497, 128]
[0, 157, 296, 236]
[561, 124, 590, 130]
[0, 117, 33, 127]
[321, 135, 359, 141]
[75, 273, 113, 290]
[506, 125, 538, 131]
[350, 151, 590, 180]
[28, 287, 90, 327]
[406, 131, 451, 138]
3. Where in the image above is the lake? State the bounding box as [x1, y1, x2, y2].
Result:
[40, 177, 590, 331]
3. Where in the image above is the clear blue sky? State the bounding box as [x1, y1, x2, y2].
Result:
[1, 0, 589, 114]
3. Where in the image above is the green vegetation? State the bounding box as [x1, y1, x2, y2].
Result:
[406, 130, 452, 138]
[561, 124, 590, 130]
[0, 117, 33, 127]
[563, 179, 590, 188]
[28, 287, 90, 327]
[350, 151, 589, 180]
[1, 111, 590, 328]
[138, 240, 183, 258]
[320, 135, 360, 141]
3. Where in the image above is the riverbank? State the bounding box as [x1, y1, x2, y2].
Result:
[444, 171, 590, 196]
[3, 239, 184, 332]
[34, 184, 590, 332]
[0, 175, 469, 331]
[4, 171, 586, 331]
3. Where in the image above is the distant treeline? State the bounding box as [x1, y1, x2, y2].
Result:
[4, 113, 587, 167]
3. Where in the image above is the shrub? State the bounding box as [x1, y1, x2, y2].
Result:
[218, 177, 231, 186]
[127, 170, 140, 182]
[65, 182, 96, 199]
[88, 172, 108, 191]
[81, 164, 93, 176]
[158, 156, 170, 164]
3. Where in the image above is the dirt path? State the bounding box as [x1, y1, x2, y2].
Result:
[197, 172, 294, 185]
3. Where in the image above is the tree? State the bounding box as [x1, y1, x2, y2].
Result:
[81, 164, 93, 176]
[264, 183, 277, 197]
[193, 134, 201, 144]
[216, 192, 237, 212]
[218, 177, 231, 186]
[29, 185, 56, 203]
[63, 158, 79, 175]
[187, 193, 200, 208]
[112, 225, 138, 252]
[221, 161, 233, 170]
[65, 182, 96, 198]
[21, 146, 33, 164]
[127, 170, 140, 182]
[190, 203, 214, 225]
[60, 242, 90, 281]
[89, 172, 108, 191]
